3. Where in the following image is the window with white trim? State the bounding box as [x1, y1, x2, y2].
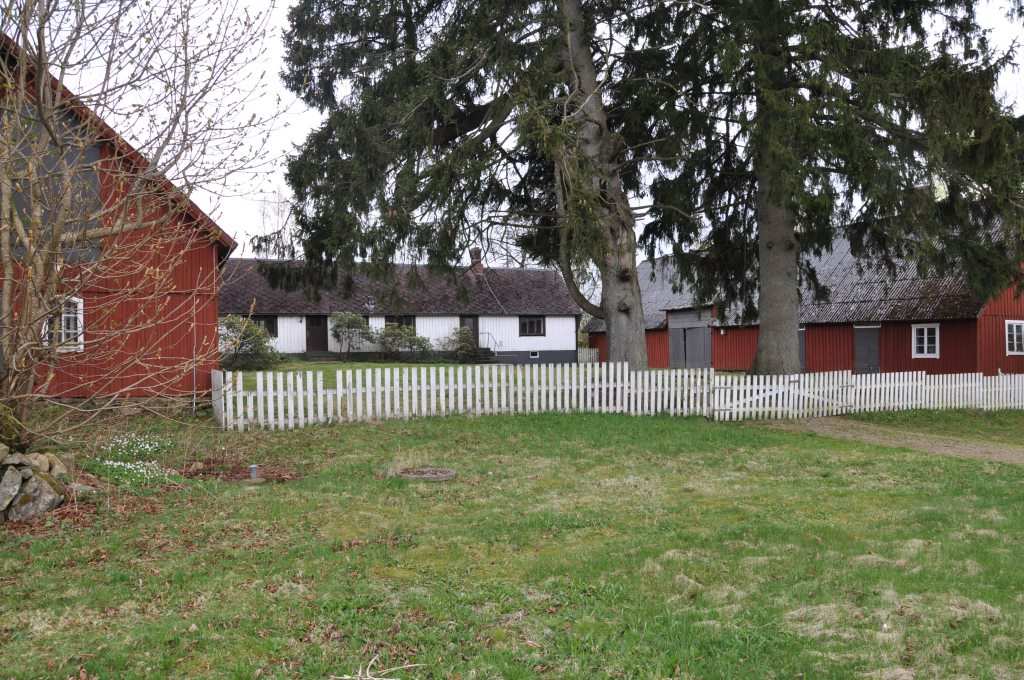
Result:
[911, 323, 939, 359]
[1007, 320, 1024, 356]
[44, 297, 85, 352]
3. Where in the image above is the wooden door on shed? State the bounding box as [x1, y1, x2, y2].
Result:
[670, 326, 711, 368]
[684, 327, 711, 368]
[854, 325, 880, 374]
[306, 315, 328, 352]
[669, 327, 686, 368]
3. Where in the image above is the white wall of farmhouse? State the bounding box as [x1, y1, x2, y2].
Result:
[478, 315, 577, 352]
[258, 313, 577, 356]
[416, 316, 460, 349]
[274, 316, 307, 354]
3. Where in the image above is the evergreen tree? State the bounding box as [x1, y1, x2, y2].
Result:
[276, 0, 676, 368]
[625, 1, 1024, 373]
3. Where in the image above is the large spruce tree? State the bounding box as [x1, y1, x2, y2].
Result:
[277, 0, 661, 368]
[625, 1, 1024, 373]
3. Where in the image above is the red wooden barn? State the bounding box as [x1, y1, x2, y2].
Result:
[588, 240, 1024, 375]
[7, 68, 236, 399]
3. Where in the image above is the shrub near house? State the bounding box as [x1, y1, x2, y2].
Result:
[220, 315, 282, 370]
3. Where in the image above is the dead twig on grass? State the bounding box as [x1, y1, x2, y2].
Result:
[329, 655, 423, 680]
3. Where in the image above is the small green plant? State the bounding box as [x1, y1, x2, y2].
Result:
[220, 314, 282, 370]
[445, 326, 479, 363]
[378, 324, 433, 360]
[84, 433, 177, 489]
[330, 312, 376, 358]
[100, 433, 174, 462]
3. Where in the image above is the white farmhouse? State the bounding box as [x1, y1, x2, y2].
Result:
[219, 249, 581, 364]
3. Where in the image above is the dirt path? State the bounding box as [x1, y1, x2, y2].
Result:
[771, 417, 1024, 465]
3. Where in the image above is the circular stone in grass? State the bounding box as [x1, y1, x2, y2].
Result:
[397, 467, 456, 482]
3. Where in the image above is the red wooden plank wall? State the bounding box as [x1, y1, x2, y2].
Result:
[587, 329, 670, 368]
[879, 320, 977, 374]
[977, 287, 1024, 376]
[804, 324, 854, 372]
[712, 326, 758, 371]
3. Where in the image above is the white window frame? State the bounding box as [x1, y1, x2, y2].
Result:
[911, 323, 940, 359]
[43, 297, 85, 353]
[1006, 320, 1024, 356]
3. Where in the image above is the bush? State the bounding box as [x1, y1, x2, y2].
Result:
[378, 324, 433, 360]
[445, 327, 479, 363]
[220, 314, 282, 370]
[330, 312, 375, 358]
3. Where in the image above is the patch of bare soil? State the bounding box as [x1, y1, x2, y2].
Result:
[396, 467, 456, 481]
[180, 456, 298, 482]
[771, 417, 1024, 465]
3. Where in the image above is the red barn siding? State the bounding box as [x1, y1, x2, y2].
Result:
[39, 222, 223, 399]
[646, 329, 670, 368]
[804, 324, 854, 372]
[977, 287, 1024, 376]
[712, 326, 758, 371]
[879, 320, 977, 374]
[587, 329, 670, 368]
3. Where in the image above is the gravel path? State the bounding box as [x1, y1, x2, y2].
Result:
[772, 417, 1024, 465]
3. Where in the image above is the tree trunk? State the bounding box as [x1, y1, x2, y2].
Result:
[752, 165, 801, 374]
[750, 14, 801, 376]
[558, 0, 647, 369]
[599, 229, 648, 369]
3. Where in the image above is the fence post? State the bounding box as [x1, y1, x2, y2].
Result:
[211, 370, 224, 428]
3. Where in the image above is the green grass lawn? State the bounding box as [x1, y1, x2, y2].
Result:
[852, 408, 1024, 446]
[3, 412, 1023, 678]
[233, 359, 458, 389]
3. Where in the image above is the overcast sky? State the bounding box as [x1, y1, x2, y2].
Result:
[196, 1, 1024, 259]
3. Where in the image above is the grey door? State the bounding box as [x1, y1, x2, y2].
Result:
[684, 327, 711, 368]
[669, 327, 686, 368]
[854, 326, 880, 374]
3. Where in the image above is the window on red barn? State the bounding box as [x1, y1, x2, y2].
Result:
[43, 297, 84, 353]
[911, 323, 939, 359]
[1006, 320, 1024, 356]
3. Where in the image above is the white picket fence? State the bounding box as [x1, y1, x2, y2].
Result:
[211, 363, 712, 431]
[713, 370, 1024, 420]
[211, 364, 1024, 430]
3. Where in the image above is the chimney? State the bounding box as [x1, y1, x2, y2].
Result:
[469, 247, 484, 273]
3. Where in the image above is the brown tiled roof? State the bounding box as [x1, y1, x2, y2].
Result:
[219, 259, 581, 317]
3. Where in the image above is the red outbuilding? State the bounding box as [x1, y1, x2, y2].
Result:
[4, 49, 235, 400]
[588, 241, 1024, 376]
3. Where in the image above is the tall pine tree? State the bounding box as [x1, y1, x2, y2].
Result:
[277, 0, 661, 367]
[623, 1, 1024, 373]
